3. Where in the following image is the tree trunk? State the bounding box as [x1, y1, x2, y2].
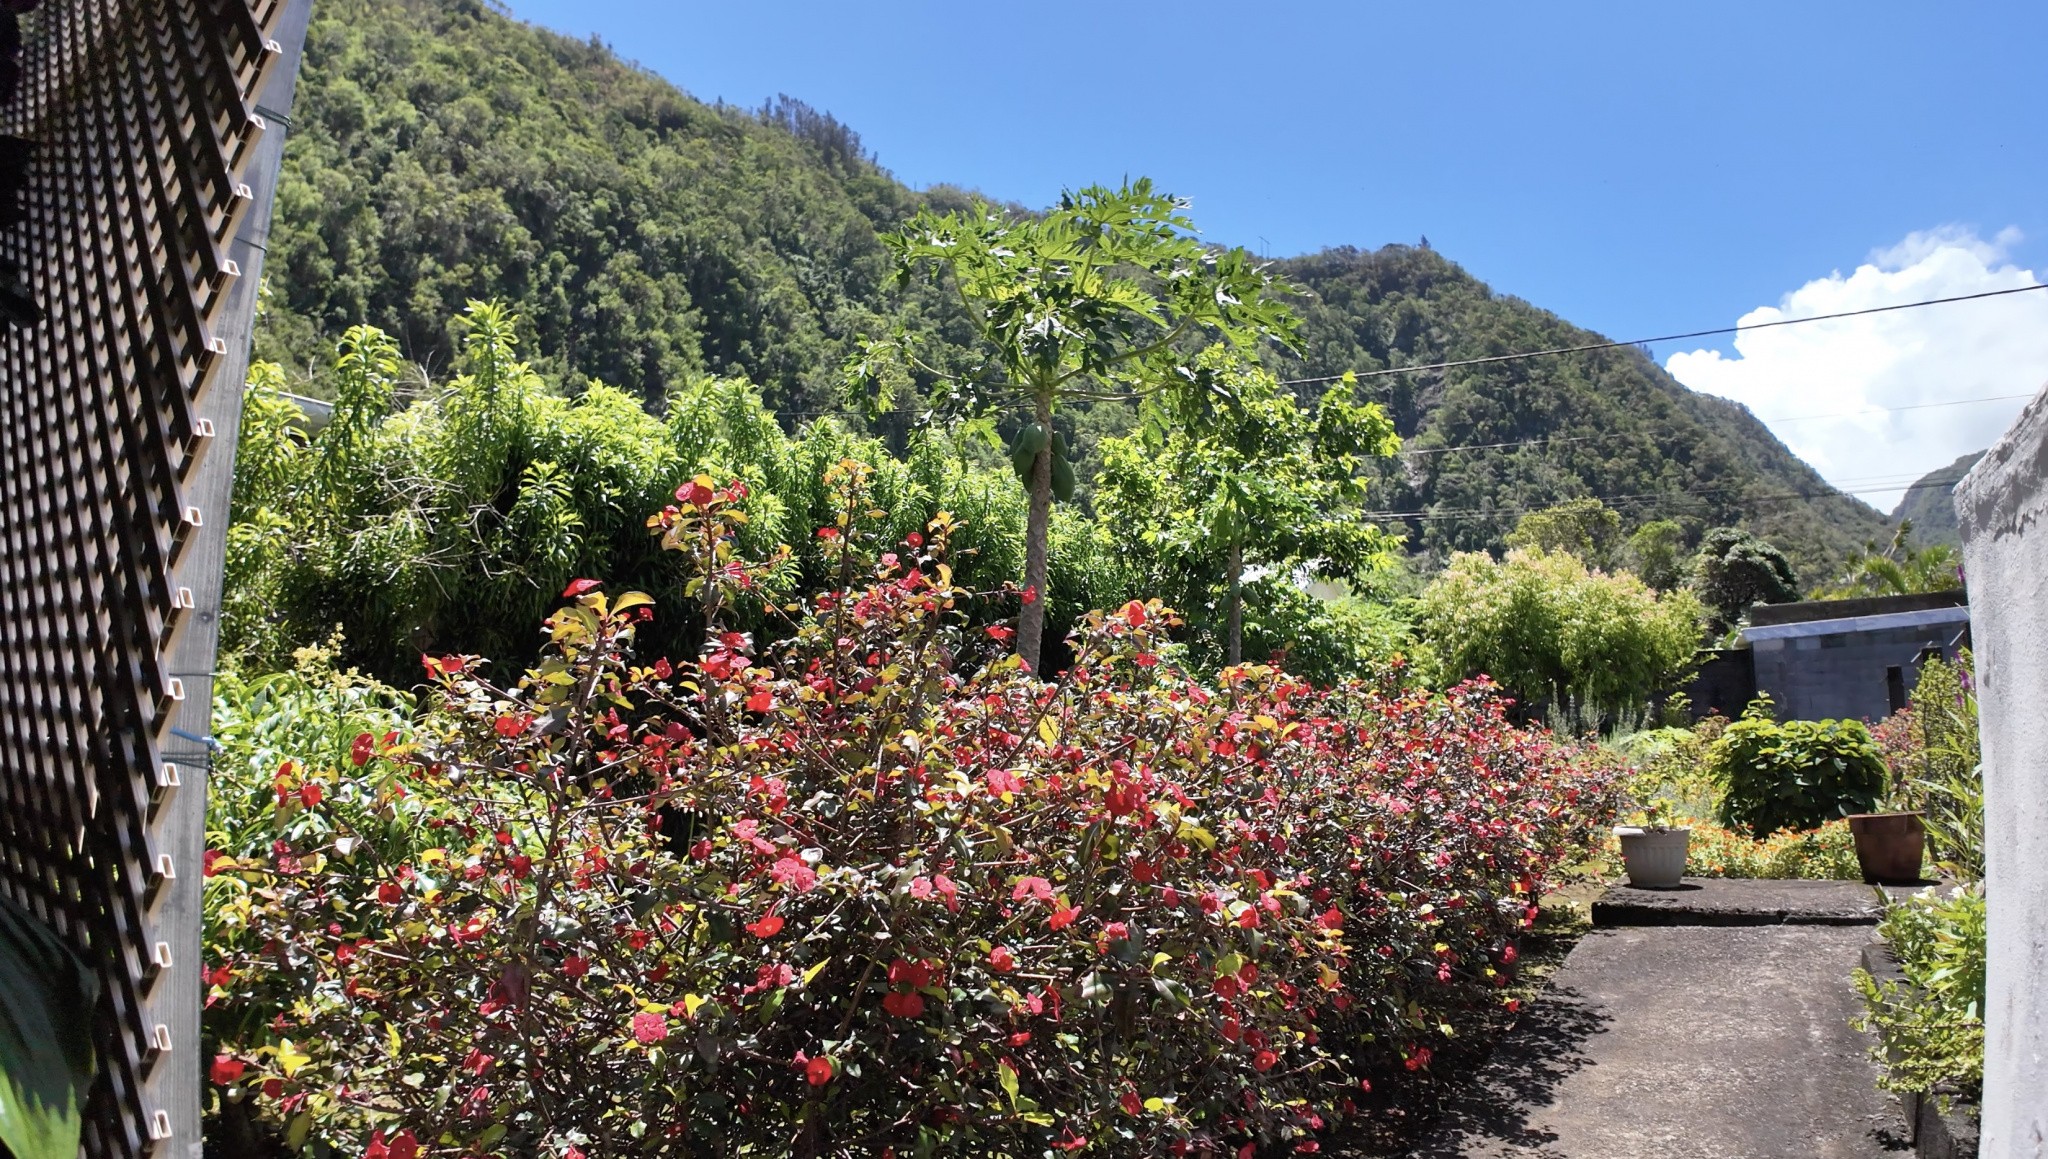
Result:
[1226, 538, 1243, 666]
[1018, 391, 1054, 673]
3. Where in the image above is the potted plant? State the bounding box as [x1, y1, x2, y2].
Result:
[1615, 801, 1690, 889]
[1847, 731, 1932, 885]
[1848, 779, 1927, 885]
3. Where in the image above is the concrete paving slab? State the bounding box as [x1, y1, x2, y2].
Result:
[1411, 924, 1908, 1158]
[1591, 878, 1922, 927]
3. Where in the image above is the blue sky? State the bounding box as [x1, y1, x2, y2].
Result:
[506, 1, 2048, 509]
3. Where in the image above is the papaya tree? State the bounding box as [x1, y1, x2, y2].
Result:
[1098, 353, 1403, 665]
[863, 180, 1299, 671]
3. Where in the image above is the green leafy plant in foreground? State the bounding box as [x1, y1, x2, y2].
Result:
[0, 896, 98, 1159]
[1709, 697, 1885, 839]
[1854, 885, 1985, 1100]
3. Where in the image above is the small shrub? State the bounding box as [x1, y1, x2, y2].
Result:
[1684, 820, 1860, 879]
[1853, 885, 1986, 1098]
[1709, 698, 1884, 838]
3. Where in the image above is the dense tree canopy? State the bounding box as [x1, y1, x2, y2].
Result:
[1690, 526, 1801, 630]
[1414, 547, 1705, 715]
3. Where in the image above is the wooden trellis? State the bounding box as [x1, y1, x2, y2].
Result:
[0, 0, 309, 1153]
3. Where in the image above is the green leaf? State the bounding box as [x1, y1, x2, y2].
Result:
[0, 895, 98, 1159]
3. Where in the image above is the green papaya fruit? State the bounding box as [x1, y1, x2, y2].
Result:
[1013, 423, 1050, 458]
[1050, 454, 1076, 502]
[1051, 431, 1070, 460]
[1010, 423, 1051, 483]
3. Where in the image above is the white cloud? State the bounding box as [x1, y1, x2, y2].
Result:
[1664, 227, 2048, 514]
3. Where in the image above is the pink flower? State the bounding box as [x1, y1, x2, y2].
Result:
[988, 945, 1016, 972]
[769, 856, 818, 892]
[1011, 876, 1054, 903]
[632, 1011, 668, 1044]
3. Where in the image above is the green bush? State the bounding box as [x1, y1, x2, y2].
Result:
[1853, 885, 1985, 1098]
[1415, 547, 1703, 716]
[1709, 698, 1885, 838]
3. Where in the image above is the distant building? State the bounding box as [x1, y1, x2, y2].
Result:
[1685, 591, 1970, 723]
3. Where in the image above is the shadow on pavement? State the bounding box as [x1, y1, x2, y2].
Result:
[1404, 983, 1611, 1159]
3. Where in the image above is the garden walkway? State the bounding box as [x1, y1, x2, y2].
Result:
[1412, 879, 1913, 1159]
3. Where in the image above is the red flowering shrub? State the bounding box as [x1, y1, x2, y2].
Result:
[208, 464, 1622, 1156]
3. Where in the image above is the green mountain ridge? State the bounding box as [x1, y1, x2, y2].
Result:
[258, 0, 1888, 577]
[1889, 450, 1984, 549]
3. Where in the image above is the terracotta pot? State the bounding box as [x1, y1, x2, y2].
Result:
[1847, 811, 1926, 884]
[1615, 826, 1690, 889]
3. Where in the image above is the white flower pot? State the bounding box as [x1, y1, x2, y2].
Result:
[1615, 826, 1690, 889]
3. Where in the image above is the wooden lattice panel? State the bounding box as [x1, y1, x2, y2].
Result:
[0, 1, 307, 1153]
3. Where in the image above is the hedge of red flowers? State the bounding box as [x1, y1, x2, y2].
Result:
[203, 464, 1623, 1157]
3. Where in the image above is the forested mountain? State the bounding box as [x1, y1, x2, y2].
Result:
[1266, 247, 1891, 569]
[1889, 450, 1984, 548]
[260, 0, 1888, 576]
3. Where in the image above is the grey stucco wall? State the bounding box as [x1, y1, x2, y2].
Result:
[1955, 383, 2048, 1159]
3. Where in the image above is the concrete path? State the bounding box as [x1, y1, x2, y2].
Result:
[1413, 880, 1910, 1159]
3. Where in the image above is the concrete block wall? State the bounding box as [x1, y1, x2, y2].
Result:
[1955, 383, 2048, 1159]
[1749, 623, 1967, 723]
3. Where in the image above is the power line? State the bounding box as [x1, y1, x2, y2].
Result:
[1387, 391, 2032, 461]
[1759, 392, 2035, 424]
[1279, 282, 2048, 387]
[1361, 472, 1966, 525]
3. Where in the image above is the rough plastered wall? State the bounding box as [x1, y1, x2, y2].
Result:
[1955, 382, 2048, 1159]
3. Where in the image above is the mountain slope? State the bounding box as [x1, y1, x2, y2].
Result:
[260, 0, 1887, 576]
[1267, 246, 1889, 574]
[260, 0, 980, 416]
[1890, 450, 1984, 548]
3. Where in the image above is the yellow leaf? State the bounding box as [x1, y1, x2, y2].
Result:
[276, 1039, 310, 1077]
[386, 1024, 402, 1058]
[802, 959, 831, 986]
[612, 591, 655, 612]
[682, 994, 709, 1019]
[1037, 717, 1060, 745]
